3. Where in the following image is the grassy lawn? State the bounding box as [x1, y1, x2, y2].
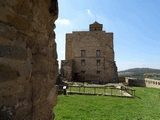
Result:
[54, 87, 160, 120]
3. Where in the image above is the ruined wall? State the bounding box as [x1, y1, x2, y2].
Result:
[61, 60, 74, 81]
[128, 79, 146, 87]
[145, 78, 160, 89]
[126, 78, 160, 89]
[0, 0, 58, 119]
[118, 77, 125, 82]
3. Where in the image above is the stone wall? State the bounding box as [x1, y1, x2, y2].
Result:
[0, 0, 58, 120]
[144, 78, 160, 89]
[118, 77, 125, 82]
[61, 60, 74, 81]
[128, 79, 146, 87]
[126, 77, 160, 89]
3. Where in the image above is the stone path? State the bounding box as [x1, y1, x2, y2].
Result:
[120, 90, 132, 97]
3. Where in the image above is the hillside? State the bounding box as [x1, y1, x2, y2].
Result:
[118, 68, 160, 80]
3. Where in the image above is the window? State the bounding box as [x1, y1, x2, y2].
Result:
[97, 71, 100, 74]
[81, 50, 85, 57]
[97, 60, 100, 66]
[81, 60, 85, 66]
[81, 71, 85, 74]
[96, 50, 100, 57]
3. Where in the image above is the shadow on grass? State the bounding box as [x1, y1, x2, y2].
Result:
[135, 95, 141, 99]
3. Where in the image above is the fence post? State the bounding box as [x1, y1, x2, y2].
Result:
[70, 86, 71, 92]
[111, 88, 112, 95]
[121, 88, 122, 96]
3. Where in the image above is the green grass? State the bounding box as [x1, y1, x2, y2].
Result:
[54, 87, 160, 120]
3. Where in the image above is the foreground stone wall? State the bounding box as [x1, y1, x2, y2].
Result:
[0, 0, 58, 119]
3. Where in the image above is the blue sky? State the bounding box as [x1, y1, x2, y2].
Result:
[55, 0, 160, 71]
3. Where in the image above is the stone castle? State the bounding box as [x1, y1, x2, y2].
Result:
[61, 21, 118, 83]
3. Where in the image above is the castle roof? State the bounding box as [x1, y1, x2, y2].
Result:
[92, 21, 101, 24]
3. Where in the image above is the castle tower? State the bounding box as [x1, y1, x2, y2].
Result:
[61, 21, 118, 83]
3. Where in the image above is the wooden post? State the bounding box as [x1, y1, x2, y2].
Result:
[70, 86, 71, 92]
[121, 89, 122, 96]
[111, 88, 112, 95]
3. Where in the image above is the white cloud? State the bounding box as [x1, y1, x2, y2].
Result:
[87, 9, 93, 16]
[56, 18, 70, 25]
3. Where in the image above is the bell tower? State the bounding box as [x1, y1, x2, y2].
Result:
[89, 21, 103, 31]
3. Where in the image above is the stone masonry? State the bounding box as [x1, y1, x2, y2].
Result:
[0, 0, 58, 120]
[61, 21, 118, 83]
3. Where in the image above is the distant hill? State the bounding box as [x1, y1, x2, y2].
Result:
[119, 68, 160, 75]
[118, 68, 160, 80]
